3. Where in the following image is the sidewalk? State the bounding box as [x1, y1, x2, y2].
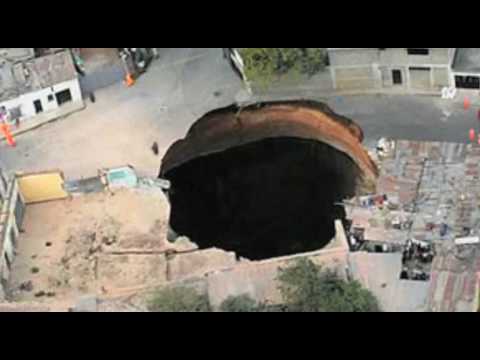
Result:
[242, 69, 444, 105]
[0, 101, 85, 142]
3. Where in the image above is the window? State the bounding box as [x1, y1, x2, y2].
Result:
[455, 76, 480, 89]
[409, 67, 431, 71]
[392, 70, 403, 85]
[33, 99, 43, 114]
[407, 48, 429, 56]
[48, 94, 54, 102]
[55, 89, 72, 106]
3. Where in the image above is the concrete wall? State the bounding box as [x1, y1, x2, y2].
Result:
[0, 48, 35, 61]
[206, 220, 350, 307]
[329, 49, 380, 67]
[207, 245, 350, 308]
[0, 78, 83, 124]
[378, 48, 450, 66]
[432, 67, 451, 87]
[333, 66, 377, 89]
[0, 176, 22, 285]
[0, 169, 7, 200]
[0, 280, 4, 300]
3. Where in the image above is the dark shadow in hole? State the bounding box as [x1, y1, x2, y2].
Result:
[163, 137, 359, 260]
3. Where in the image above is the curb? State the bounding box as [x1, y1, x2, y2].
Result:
[0, 104, 87, 143]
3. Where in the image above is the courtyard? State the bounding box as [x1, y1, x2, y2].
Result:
[7, 187, 171, 306]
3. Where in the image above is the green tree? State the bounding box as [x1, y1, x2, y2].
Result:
[277, 258, 381, 312]
[147, 286, 211, 312]
[219, 294, 260, 312]
[238, 48, 327, 90]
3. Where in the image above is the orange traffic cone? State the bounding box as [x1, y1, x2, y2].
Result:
[464, 97, 471, 110]
[1, 123, 16, 147]
[470, 128, 476, 142]
[125, 73, 135, 87]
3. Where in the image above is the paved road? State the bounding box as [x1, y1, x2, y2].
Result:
[2, 48, 480, 179]
[0, 48, 244, 179]
[328, 94, 480, 149]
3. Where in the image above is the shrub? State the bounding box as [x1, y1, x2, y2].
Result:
[238, 48, 328, 89]
[147, 286, 211, 312]
[277, 258, 381, 312]
[219, 294, 260, 312]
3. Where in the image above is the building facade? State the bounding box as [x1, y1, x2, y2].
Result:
[0, 48, 84, 127]
[328, 48, 456, 93]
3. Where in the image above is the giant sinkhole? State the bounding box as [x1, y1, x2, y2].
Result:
[160, 101, 377, 260]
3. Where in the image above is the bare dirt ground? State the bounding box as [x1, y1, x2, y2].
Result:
[8, 188, 171, 306]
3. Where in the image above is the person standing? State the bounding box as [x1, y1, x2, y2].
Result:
[0, 109, 16, 147]
[0, 120, 16, 147]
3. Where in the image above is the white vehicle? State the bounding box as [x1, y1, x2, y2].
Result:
[223, 48, 251, 93]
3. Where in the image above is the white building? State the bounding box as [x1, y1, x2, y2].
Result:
[0, 48, 84, 127]
[327, 48, 457, 94]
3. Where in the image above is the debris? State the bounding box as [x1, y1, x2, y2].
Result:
[455, 236, 480, 246]
[440, 223, 448, 237]
[426, 223, 435, 231]
[102, 235, 117, 246]
[376, 138, 395, 158]
[72, 295, 98, 312]
[34, 291, 46, 298]
[19, 281, 34, 292]
[151, 142, 159, 156]
[31, 267, 40, 274]
[138, 177, 171, 191]
[172, 236, 199, 252]
[359, 194, 388, 208]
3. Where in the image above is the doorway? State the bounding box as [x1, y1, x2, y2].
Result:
[33, 99, 43, 114]
[392, 70, 403, 85]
